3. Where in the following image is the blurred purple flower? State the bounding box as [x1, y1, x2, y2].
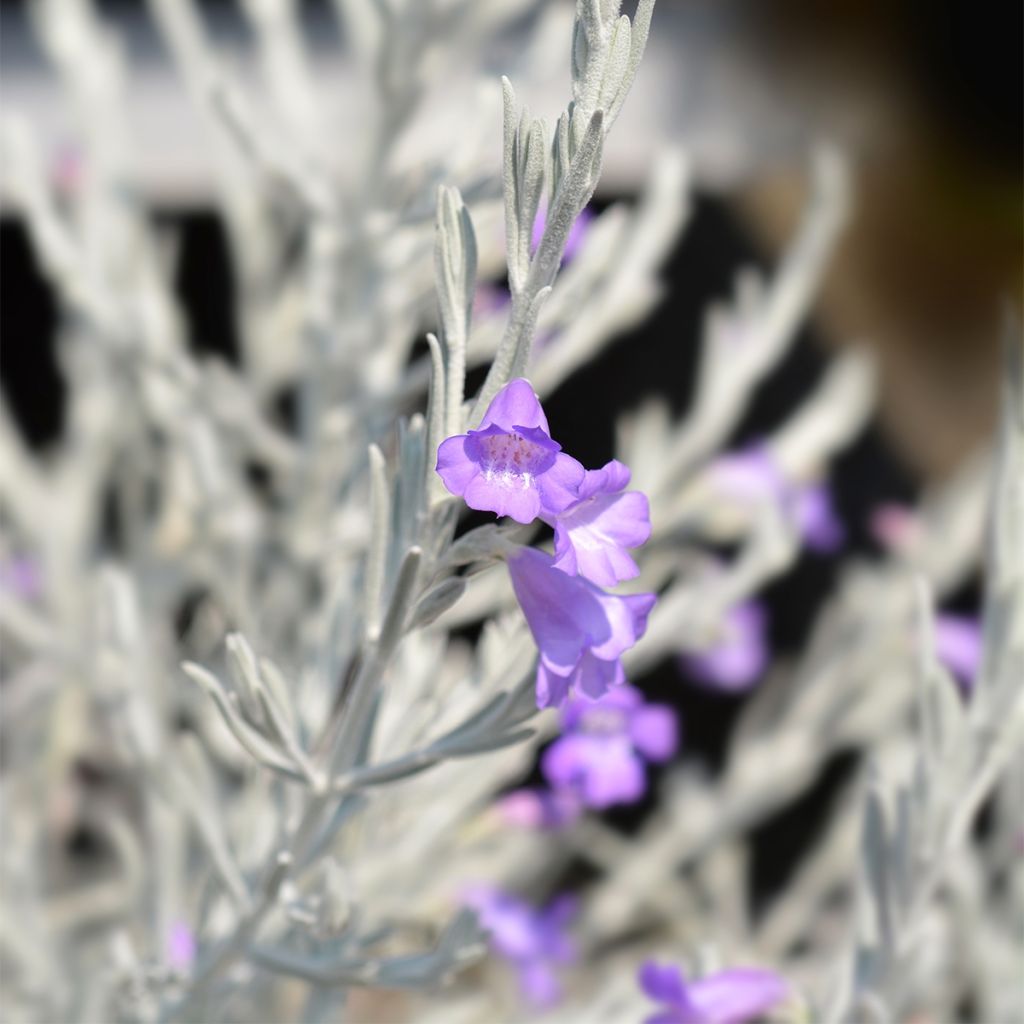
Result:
[51, 141, 84, 195]
[0, 555, 42, 601]
[497, 787, 581, 830]
[166, 921, 196, 972]
[542, 685, 678, 808]
[508, 546, 656, 708]
[711, 447, 786, 504]
[868, 502, 922, 553]
[544, 459, 652, 587]
[935, 613, 982, 691]
[713, 446, 844, 554]
[639, 960, 788, 1024]
[792, 484, 845, 553]
[531, 202, 595, 263]
[682, 602, 769, 692]
[473, 283, 511, 320]
[463, 886, 576, 1008]
[436, 378, 584, 524]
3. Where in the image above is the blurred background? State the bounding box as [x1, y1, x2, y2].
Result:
[4, 0, 1020, 473]
[1, 0, 1021, 917]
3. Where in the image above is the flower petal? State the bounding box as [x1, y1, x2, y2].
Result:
[589, 591, 657, 661]
[498, 788, 581, 830]
[793, 484, 844, 553]
[479, 378, 549, 433]
[508, 549, 611, 669]
[639, 961, 689, 1006]
[553, 489, 650, 586]
[576, 458, 632, 501]
[630, 704, 679, 762]
[536, 452, 587, 516]
[683, 602, 768, 692]
[540, 893, 579, 935]
[543, 733, 646, 808]
[713, 447, 785, 503]
[436, 435, 481, 496]
[935, 613, 983, 688]
[462, 472, 540, 523]
[541, 733, 591, 790]
[536, 659, 576, 709]
[572, 650, 626, 700]
[688, 968, 788, 1024]
[518, 961, 562, 1008]
[561, 683, 641, 730]
[580, 738, 646, 807]
[464, 887, 538, 960]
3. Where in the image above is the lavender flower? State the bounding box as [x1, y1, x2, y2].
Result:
[166, 921, 196, 973]
[542, 685, 678, 808]
[792, 483, 845, 553]
[0, 555, 42, 601]
[934, 613, 982, 691]
[473, 283, 511, 320]
[713, 446, 844, 554]
[531, 202, 595, 264]
[682, 601, 769, 692]
[497, 788, 582, 830]
[51, 140, 84, 196]
[507, 546, 656, 708]
[639, 961, 788, 1024]
[436, 378, 584, 524]
[868, 502, 922, 553]
[463, 886, 577, 1008]
[545, 459, 652, 587]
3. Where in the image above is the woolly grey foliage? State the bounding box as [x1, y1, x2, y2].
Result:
[826, 325, 1024, 1024]
[0, 1, 1020, 1023]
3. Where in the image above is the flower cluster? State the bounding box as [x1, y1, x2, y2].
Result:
[681, 600, 770, 692]
[542, 686, 678, 808]
[463, 886, 577, 1008]
[713, 444, 844, 554]
[437, 378, 655, 708]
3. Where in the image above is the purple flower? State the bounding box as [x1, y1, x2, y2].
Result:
[507, 546, 656, 708]
[868, 502, 921, 553]
[544, 459, 652, 587]
[531, 202, 595, 264]
[166, 921, 196, 972]
[497, 788, 582, 830]
[0, 555, 42, 601]
[542, 685, 678, 808]
[473, 283, 511, 320]
[713, 446, 844, 554]
[51, 140, 84, 195]
[792, 483, 845, 554]
[681, 602, 769, 692]
[711, 448, 786, 504]
[436, 378, 584, 524]
[935, 613, 982, 692]
[463, 886, 576, 1008]
[639, 961, 788, 1024]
